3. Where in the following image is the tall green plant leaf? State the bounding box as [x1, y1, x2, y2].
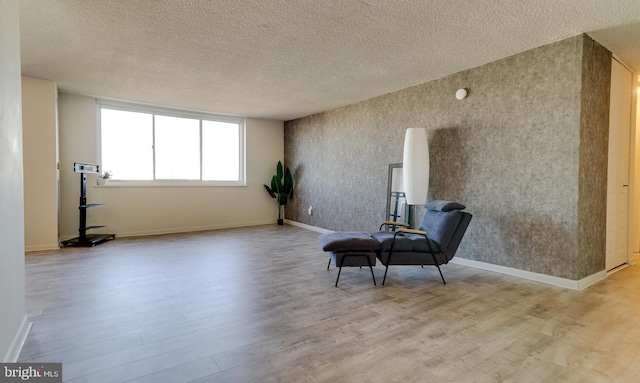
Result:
[271, 175, 281, 194]
[264, 185, 276, 198]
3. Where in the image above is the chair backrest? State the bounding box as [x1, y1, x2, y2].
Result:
[418, 200, 469, 253]
[443, 211, 472, 261]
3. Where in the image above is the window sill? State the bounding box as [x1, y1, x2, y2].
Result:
[94, 180, 246, 187]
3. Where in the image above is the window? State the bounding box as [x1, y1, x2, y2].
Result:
[99, 101, 244, 185]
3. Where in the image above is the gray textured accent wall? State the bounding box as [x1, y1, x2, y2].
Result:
[284, 34, 611, 280]
[577, 38, 612, 278]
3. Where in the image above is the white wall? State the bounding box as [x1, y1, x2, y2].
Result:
[22, 77, 59, 251]
[0, 0, 29, 362]
[58, 93, 284, 238]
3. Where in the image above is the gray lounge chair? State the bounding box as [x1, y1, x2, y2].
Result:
[371, 200, 472, 285]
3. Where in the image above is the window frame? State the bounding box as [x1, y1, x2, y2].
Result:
[97, 99, 246, 187]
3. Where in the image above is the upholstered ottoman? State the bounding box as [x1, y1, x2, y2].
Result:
[317, 232, 381, 287]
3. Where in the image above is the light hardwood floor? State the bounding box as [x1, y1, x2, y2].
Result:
[19, 225, 640, 382]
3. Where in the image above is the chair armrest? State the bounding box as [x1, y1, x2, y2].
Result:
[379, 221, 410, 230]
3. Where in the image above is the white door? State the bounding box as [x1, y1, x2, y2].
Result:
[606, 59, 633, 271]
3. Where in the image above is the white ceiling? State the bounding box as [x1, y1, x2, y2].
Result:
[19, 0, 640, 121]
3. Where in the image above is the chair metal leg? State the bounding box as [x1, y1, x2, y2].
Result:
[327, 258, 331, 270]
[431, 253, 446, 284]
[365, 256, 376, 286]
[334, 254, 377, 287]
[335, 255, 347, 287]
[383, 236, 399, 286]
[382, 264, 390, 285]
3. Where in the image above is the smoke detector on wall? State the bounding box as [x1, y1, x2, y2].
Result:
[455, 88, 468, 100]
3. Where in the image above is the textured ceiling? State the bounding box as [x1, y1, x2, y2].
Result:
[19, 0, 640, 121]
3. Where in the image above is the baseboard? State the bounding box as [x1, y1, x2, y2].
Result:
[450, 257, 607, 291]
[60, 219, 331, 241]
[284, 220, 333, 234]
[25, 243, 60, 253]
[3, 316, 31, 362]
[576, 270, 608, 290]
[59, 220, 278, 240]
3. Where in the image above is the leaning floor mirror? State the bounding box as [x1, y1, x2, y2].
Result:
[386, 163, 408, 227]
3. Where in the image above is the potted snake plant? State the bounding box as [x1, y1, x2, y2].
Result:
[264, 161, 293, 225]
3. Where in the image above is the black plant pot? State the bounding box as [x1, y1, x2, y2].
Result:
[277, 218, 284, 225]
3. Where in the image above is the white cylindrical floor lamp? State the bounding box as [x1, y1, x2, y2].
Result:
[402, 128, 429, 205]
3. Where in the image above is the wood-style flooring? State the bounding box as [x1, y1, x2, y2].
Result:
[19, 225, 640, 382]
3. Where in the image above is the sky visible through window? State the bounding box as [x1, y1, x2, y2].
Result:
[101, 108, 241, 181]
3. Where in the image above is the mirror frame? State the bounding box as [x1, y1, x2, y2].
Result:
[386, 163, 408, 225]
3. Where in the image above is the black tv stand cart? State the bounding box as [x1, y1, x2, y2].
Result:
[61, 162, 116, 247]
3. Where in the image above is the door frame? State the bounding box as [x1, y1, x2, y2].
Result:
[620, 54, 639, 266]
